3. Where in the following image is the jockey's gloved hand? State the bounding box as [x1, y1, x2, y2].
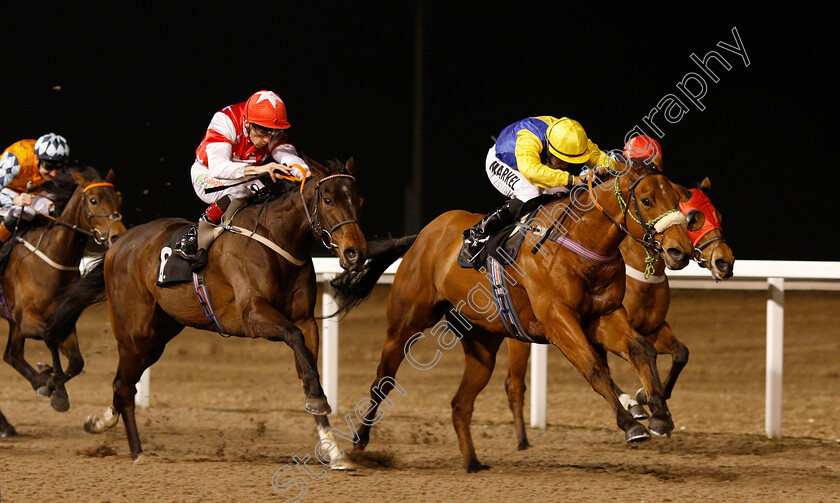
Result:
[12, 193, 32, 206]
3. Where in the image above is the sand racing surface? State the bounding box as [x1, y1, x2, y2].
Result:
[1, 287, 838, 502]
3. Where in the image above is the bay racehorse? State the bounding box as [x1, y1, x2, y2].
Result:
[0, 169, 124, 437]
[504, 176, 735, 450]
[44, 157, 366, 463]
[331, 162, 693, 471]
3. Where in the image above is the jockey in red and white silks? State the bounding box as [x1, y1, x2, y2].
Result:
[190, 91, 309, 204]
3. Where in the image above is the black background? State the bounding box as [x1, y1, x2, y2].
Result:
[1, 3, 835, 259]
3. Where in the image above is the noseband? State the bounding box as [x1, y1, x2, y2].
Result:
[588, 170, 687, 278]
[692, 234, 727, 266]
[588, 170, 685, 253]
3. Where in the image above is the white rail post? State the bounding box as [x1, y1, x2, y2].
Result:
[765, 277, 784, 439]
[530, 344, 548, 428]
[135, 368, 150, 408]
[322, 274, 339, 413]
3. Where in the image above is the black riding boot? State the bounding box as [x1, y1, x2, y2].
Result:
[0, 213, 25, 268]
[461, 198, 522, 269]
[174, 196, 233, 271]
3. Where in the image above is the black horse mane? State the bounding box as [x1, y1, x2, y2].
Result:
[48, 164, 103, 214]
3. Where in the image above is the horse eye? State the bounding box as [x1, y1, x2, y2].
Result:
[641, 197, 652, 208]
[324, 197, 333, 206]
[89, 197, 98, 205]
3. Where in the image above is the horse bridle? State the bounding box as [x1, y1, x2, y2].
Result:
[588, 170, 683, 254]
[692, 232, 727, 267]
[34, 182, 123, 246]
[298, 173, 360, 249]
[79, 183, 123, 245]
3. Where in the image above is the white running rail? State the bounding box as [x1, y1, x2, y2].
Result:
[130, 258, 840, 440]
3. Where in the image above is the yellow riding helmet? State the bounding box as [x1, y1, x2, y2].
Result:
[546, 117, 590, 164]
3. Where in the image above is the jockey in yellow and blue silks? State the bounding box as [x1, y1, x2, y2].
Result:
[463, 116, 616, 262]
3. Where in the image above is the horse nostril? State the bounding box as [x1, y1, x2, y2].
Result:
[344, 248, 358, 263]
[666, 248, 687, 264]
[715, 258, 732, 274]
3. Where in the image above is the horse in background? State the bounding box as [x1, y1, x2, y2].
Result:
[0, 168, 124, 437]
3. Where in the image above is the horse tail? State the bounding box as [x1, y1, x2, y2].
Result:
[44, 256, 107, 345]
[328, 234, 418, 316]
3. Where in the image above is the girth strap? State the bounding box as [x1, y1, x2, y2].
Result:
[192, 272, 228, 337]
[222, 225, 305, 266]
[487, 256, 536, 343]
[0, 282, 13, 320]
[15, 237, 78, 272]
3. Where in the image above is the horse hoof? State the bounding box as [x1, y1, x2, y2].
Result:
[625, 424, 651, 443]
[517, 440, 531, 451]
[466, 462, 490, 473]
[305, 397, 331, 416]
[330, 459, 358, 471]
[629, 403, 650, 420]
[84, 406, 119, 434]
[1, 426, 18, 438]
[648, 417, 673, 438]
[50, 391, 70, 412]
[635, 388, 648, 405]
[353, 441, 368, 452]
[36, 386, 52, 397]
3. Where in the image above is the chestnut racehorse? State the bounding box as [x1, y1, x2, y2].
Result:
[44, 158, 367, 463]
[0, 170, 124, 437]
[331, 162, 694, 471]
[504, 177, 735, 450]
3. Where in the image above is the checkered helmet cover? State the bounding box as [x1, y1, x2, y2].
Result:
[34, 133, 70, 161]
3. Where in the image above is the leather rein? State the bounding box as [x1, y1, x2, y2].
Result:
[32, 182, 123, 246]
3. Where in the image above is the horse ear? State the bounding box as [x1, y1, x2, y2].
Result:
[105, 170, 116, 183]
[700, 177, 711, 190]
[345, 157, 355, 175]
[302, 153, 329, 179]
[71, 171, 88, 186]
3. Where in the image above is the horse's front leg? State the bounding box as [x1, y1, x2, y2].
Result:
[0, 407, 17, 437]
[242, 298, 330, 415]
[538, 304, 651, 443]
[3, 320, 54, 396]
[589, 309, 674, 437]
[59, 329, 85, 380]
[40, 329, 87, 413]
[295, 317, 356, 470]
[638, 321, 688, 401]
